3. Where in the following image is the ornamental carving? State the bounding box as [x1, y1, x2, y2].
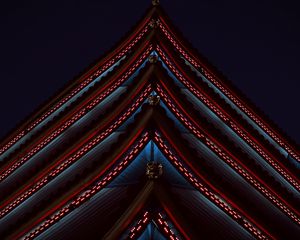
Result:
[146, 162, 163, 179]
[148, 95, 160, 106]
[148, 54, 158, 63]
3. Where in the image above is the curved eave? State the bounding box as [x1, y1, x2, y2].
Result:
[155, 27, 300, 179]
[6, 110, 153, 239]
[0, 29, 154, 165]
[0, 43, 154, 183]
[0, 70, 154, 219]
[152, 107, 299, 238]
[0, 6, 157, 157]
[153, 62, 300, 208]
[154, 83, 300, 224]
[155, 5, 300, 159]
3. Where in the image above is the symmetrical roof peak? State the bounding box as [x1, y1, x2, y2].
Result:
[0, 3, 299, 240]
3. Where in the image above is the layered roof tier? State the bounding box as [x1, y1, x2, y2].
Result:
[0, 2, 299, 240]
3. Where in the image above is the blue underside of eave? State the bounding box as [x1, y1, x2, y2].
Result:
[181, 88, 300, 196]
[138, 222, 167, 240]
[0, 56, 126, 161]
[32, 136, 257, 240]
[182, 56, 299, 169]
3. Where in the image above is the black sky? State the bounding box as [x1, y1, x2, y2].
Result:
[0, 0, 299, 143]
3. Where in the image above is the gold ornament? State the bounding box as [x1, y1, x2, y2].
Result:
[148, 54, 158, 63]
[146, 162, 163, 179]
[148, 95, 160, 106]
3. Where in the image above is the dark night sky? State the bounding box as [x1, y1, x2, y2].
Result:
[0, 0, 299, 143]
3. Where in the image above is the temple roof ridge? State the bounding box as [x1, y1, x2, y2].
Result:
[1, 3, 300, 239]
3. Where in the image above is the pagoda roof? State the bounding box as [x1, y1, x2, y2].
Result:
[0, 2, 299, 239]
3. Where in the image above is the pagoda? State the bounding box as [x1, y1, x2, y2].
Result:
[0, 1, 299, 239]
